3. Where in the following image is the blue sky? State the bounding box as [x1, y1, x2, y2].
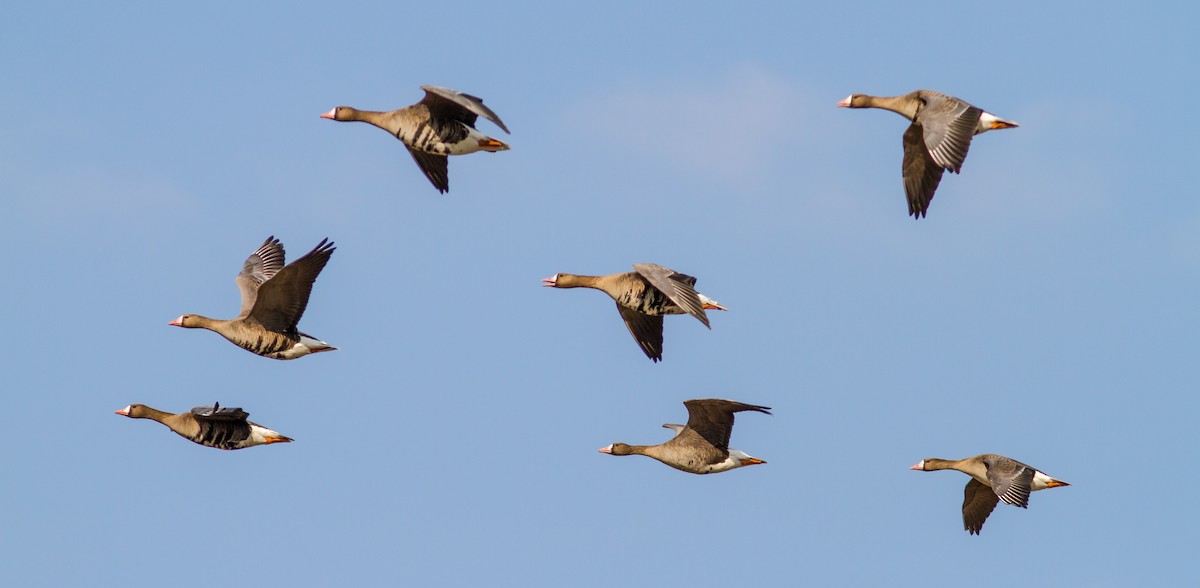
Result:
[2, 2, 1197, 586]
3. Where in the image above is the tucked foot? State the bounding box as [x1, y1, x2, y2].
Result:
[478, 138, 510, 151]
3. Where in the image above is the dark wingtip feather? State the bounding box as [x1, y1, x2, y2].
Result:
[306, 238, 337, 258]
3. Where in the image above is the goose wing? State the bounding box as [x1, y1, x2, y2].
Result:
[916, 91, 982, 174]
[984, 455, 1035, 508]
[406, 146, 450, 193]
[236, 236, 286, 317]
[681, 399, 771, 452]
[617, 304, 664, 362]
[902, 122, 945, 218]
[661, 423, 686, 438]
[190, 403, 252, 447]
[247, 239, 335, 336]
[190, 403, 249, 421]
[419, 85, 510, 134]
[632, 263, 709, 328]
[962, 478, 1001, 535]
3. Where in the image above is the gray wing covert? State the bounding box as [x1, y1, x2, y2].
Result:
[984, 456, 1034, 508]
[420, 85, 510, 134]
[236, 236, 286, 316]
[632, 263, 709, 328]
[917, 91, 981, 173]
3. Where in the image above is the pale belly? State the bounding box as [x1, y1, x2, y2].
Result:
[272, 342, 315, 360]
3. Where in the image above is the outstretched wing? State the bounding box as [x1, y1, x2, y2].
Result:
[406, 146, 450, 193]
[962, 478, 1001, 535]
[632, 263, 709, 328]
[617, 304, 664, 362]
[419, 85, 510, 134]
[984, 455, 1035, 508]
[661, 423, 686, 438]
[247, 239, 336, 336]
[681, 399, 771, 452]
[236, 237, 286, 317]
[917, 91, 982, 174]
[902, 122, 945, 219]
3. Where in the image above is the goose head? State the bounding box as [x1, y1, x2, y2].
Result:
[837, 94, 867, 108]
[114, 404, 149, 418]
[598, 443, 636, 456]
[319, 106, 359, 121]
[542, 273, 587, 288]
[168, 314, 201, 328]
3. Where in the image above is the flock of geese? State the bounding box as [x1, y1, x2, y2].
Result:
[114, 85, 1067, 536]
